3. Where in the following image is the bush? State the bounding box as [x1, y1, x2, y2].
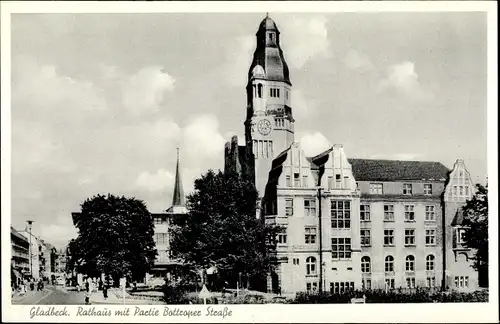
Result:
[291, 288, 489, 304]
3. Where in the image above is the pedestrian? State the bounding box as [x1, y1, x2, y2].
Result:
[85, 280, 89, 293]
[103, 282, 108, 300]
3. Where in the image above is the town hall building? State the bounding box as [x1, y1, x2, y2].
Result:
[224, 15, 479, 294]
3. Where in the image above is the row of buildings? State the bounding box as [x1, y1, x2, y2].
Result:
[10, 226, 63, 286]
[66, 15, 482, 294]
[222, 16, 480, 294]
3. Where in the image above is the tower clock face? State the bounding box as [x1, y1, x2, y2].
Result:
[257, 119, 272, 135]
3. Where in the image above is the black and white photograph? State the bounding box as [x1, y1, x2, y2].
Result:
[1, 1, 498, 323]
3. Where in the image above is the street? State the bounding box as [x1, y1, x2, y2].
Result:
[13, 285, 87, 305]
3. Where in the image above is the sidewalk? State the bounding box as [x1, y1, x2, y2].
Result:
[11, 288, 50, 303]
[91, 288, 163, 305]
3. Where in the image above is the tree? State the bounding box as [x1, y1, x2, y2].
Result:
[462, 184, 488, 287]
[170, 170, 281, 292]
[71, 194, 157, 284]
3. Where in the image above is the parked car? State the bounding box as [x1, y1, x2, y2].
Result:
[56, 277, 65, 286]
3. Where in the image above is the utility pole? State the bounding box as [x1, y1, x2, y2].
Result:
[317, 188, 323, 293]
[26, 220, 34, 278]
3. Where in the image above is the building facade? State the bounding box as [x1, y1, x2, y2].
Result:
[224, 16, 479, 294]
[149, 149, 187, 281]
[18, 230, 41, 280]
[11, 227, 30, 286]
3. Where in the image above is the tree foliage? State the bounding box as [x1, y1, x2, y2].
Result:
[170, 170, 280, 291]
[462, 184, 488, 284]
[71, 194, 157, 283]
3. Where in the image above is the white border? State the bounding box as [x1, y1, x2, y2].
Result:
[1, 1, 498, 323]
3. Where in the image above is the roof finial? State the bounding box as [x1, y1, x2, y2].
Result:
[266, 12, 269, 18]
[177, 147, 179, 160]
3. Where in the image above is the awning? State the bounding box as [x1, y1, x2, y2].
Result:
[12, 268, 21, 278]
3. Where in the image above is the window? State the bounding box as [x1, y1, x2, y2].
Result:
[403, 183, 413, 195]
[370, 183, 383, 194]
[384, 229, 395, 246]
[384, 204, 394, 222]
[459, 186, 464, 196]
[305, 227, 317, 244]
[270, 88, 281, 98]
[292, 258, 300, 265]
[306, 282, 318, 293]
[455, 276, 469, 288]
[257, 84, 262, 98]
[426, 276, 436, 288]
[327, 176, 334, 190]
[405, 229, 416, 246]
[362, 279, 371, 290]
[302, 175, 308, 188]
[385, 255, 394, 272]
[361, 256, 371, 273]
[405, 255, 415, 271]
[406, 277, 416, 289]
[456, 228, 467, 244]
[424, 184, 433, 195]
[154, 217, 164, 224]
[306, 257, 317, 275]
[330, 282, 354, 294]
[304, 199, 316, 217]
[268, 33, 273, 41]
[360, 229, 371, 246]
[385, 278, 395, 290]
[425, 229, 436, 245]
[452, 185, 457, 195]
[285, 198, 294, 216]
[426, 255, 435, 271]
[465, 186, 469, 196]
[330, 200, 351, 229]
[404, 205, 415, 222]
[331, 237, 351, 259]
[425, 205, 436, 221]
[155, 233, 168, 245]
[285, 175, 291, 187]
[294, 173, 300, 187]
[277, 231, 287, 245]
[360, 204, 371, 221]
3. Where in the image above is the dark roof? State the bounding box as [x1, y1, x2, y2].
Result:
[11, 227, 28, 242]
[348, 159, 450, 182]
[259, 17, 278, 31]
[451, 209, 465, 226]
[249, 17, 291, 85]
[171, 150, 185, 207]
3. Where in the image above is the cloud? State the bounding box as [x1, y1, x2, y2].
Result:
[219, 35, 255, 87]
[292, 89, 317, 120]
[377, 61, 432, 100]
[298, 131, 332, 157]
[38, 215, 78, 248]
[121, 66, 175, 115]
[279, 15, 331, 69]
[137, 169, 175, 192]
[12, 56, 107, 118]
[344, 49, 373, 71]
[181, 114, 225, 165]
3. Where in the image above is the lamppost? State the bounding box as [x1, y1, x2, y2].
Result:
[26, 220, 34, 278]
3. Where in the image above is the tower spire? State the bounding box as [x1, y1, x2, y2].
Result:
[172, 147, 185, 207]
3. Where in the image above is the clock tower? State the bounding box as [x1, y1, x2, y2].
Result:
[244, 15, 295, 196]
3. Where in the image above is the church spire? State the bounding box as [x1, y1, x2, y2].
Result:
[171, 148, 185, 207]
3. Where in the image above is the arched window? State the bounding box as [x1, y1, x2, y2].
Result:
[361, 256, 371, 273]
[426, 255, 435, 271]
[406, 255, 415, 271]
[385, 255, 394, 272]
[257, 84, 262, 98]
[306, 256, 317, 275]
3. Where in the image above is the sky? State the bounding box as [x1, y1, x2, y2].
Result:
[10, 12, 488, 248]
